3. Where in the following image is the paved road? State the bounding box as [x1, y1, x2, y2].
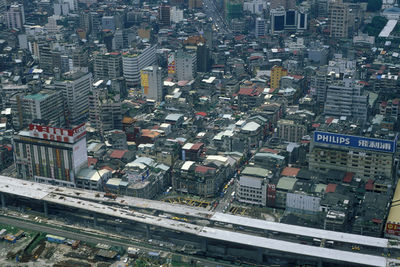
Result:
[215, 181, 235, 213]
[202, 0, 231, 34]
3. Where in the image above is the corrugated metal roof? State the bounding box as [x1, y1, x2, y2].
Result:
[281, 167, 300, 177]
[242, 121, 261, 132]
[241, 167, 271, 178]
[277, 177, 297, 191]
[181, 161, 195, 171]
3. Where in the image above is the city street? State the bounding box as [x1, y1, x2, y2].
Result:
[215, 180, 235, 213]
[202, 0, 231, 34]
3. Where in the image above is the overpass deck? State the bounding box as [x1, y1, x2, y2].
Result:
[0, 176, 394, 266]
[211, 213, 389, 248]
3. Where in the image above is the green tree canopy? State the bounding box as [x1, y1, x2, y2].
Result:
[367, 0, 383, 12]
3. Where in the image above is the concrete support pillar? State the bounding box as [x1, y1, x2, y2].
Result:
[257, 248, 263, 264]
[201, 239, 207, 252]
[93, 213, 98, 227]
[318, 259, 323, 267]
[1, 193, 5, 210]
[43, 201, 48, 217]
[145, 225, 150, 239]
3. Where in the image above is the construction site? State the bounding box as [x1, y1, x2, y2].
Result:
[0, 221, 177, 267]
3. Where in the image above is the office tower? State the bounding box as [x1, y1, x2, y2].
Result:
[113, 30, 123, 51]
[13, 121, 88, 187]
[329, 0, 349, 38]
[285, 9, 297, 30]
[255, 17, 266, 38]
[103, 31, 114, 52]
[243, 0, 266, 15]
[5, 4, 25, 29]
[189, 0, 203, 9]
[90, 12, 102, 34]
[171, 6, 184, 23]
[53, 0, 70, 16]
[317, 0, 329, 17]
[141, 66, 162, 102]
[196, 43, 210, 73]
[270, 65, 288, 90]
[224, 0, 243, 21]
[64, 0, 77, 11]
[324, 76, 368, 121]
[309, 130, 396, 180]
[122, 45, 156, 87]
[11, 90, 65, 130]
[79, 10, 92, 34]
[297, 8, 308, 30]
[102, 16, 115, 31]
[269, 0, 295, 9]
[93, 52, 123, 80]
[159, 4, 171, 26]
[54, 71, 92, 125]
[45, 15, 63, 33]
[176, 50, 197, 81]
[270, 7, 286, 34]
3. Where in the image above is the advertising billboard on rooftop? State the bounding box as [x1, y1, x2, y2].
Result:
[314, 131, 396, 153]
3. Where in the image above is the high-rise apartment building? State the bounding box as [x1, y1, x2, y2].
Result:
[79, 10, 92, 34]
[159, 4, 171, 26]
[54, 71, 92, 125]
[141, 66, 163, 102]
[329, 0, 349, 38]
[5, 4, 25, 29]
[324, 76, 368, 122]
[176, 50, 197, 81]
[11, 90, 65, 130]
[72, 47, 89, 70]
[271, 65, 288, 90]
[277, 119, 307, 142]
[89, 84, 122, 135]
[255, 17, 266, 38]
[13, 122, 88, 187]
[310, 66, 328, 104]
[140, 66, 163, 101]
[122, 45, 156, 87]
[93, 52, 123, 80]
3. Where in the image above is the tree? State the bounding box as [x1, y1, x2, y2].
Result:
[363, 16, 387, 36]
[367, 0, 383, 12]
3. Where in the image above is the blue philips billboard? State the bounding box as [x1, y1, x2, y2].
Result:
[314, 131, 396, 153]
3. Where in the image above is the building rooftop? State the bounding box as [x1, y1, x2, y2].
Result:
[241, 166, 271, 178]
[277, 177, 298, 191]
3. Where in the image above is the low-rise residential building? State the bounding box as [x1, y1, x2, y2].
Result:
[237, 166, 272, 206]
